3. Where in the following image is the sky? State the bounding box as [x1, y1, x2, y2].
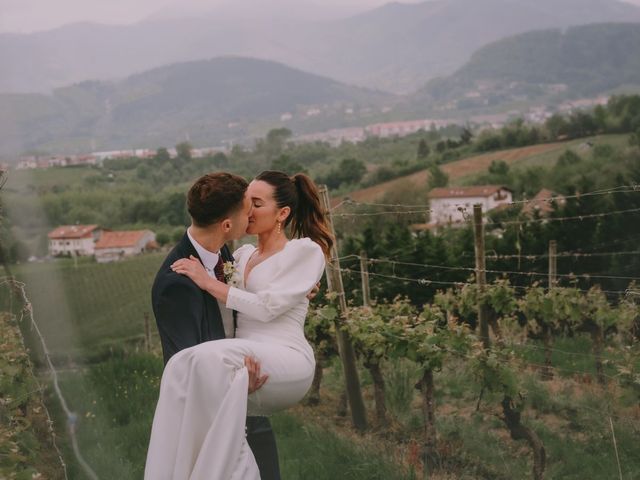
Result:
[0, 0, 428, 33]
[2, 0, 640, 34]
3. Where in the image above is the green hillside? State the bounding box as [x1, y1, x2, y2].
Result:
[0, 57, 392, 156]
[417, 23, 640, 106]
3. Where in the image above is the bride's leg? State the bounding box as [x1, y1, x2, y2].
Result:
[146, 343, 259, 480]
[145, 339, 314, 479]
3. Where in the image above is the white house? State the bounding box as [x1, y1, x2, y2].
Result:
[94, 230, 157, 263]
[48, 225, 103, 256]
[428, 185, 513, 226]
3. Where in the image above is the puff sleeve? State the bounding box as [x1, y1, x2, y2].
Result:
[226, 238, 325, 322]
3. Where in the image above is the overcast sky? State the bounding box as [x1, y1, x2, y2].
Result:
[2, 0, 640, 34]
[0, 0, 428, 33]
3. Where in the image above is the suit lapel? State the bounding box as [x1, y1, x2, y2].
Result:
[180, 232, 226, 340]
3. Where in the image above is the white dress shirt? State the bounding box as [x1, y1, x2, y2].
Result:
[186, 228, 235, 338]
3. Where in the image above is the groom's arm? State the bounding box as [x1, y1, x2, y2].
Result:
[153, 279, 204, 364]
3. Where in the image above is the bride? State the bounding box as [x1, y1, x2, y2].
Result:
[144, 171, 333, 480]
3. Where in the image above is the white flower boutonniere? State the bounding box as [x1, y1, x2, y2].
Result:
[223, 261, 241, 287]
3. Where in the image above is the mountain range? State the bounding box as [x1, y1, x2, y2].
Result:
[2, 0, 640, 94]
[0, 57, 392, 156]
[412, 22, 640, 108]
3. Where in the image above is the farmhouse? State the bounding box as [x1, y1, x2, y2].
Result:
[94, 230, 157, 263]
[427, 185, 513, 226]
[48, 225, 103, 256]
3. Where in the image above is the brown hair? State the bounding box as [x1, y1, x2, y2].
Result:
[255, 170, 333, 256]
[187, 172, 248, 227]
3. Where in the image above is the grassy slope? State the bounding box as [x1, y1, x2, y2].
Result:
[333, 134, 629, 205]
[9, 253, 165, 361]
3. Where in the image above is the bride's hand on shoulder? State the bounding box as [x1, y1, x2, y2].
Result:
[171, 255, 213, 290]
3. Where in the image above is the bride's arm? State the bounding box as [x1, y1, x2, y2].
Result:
[171, 255, 230, 303]
[226, 239, 325, 322]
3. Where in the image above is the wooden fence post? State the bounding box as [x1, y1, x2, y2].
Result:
[360, 251, 371, 307]
[319, 186, 368, 432]
[473, 204, 490, 350]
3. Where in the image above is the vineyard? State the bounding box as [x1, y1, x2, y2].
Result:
[7, 253, 165, 361]
[296, 181, 640, 479]
[304, 279, 639, 478]
[3, 181, 640, 478]
[2, 125, 640, 477]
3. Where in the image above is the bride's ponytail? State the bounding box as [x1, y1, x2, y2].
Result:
[255, 171, 334, 256]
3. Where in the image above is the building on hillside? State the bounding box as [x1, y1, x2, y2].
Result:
[365, 119, 450, 138]
[16, 157, 38, 170]
[522, 189, 566, 218]
[48, 225, 103, 256]
[94, 230, 157, 263]
[295, 127, 366, 146]
[426, 185, 513, 227]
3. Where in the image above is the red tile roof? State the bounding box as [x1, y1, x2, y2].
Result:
[428, 185, 512, 199]
[48, 225, 100, 239]
[95, 230, 152, 249]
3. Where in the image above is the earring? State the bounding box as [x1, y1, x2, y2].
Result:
[276, 222, 281, 235]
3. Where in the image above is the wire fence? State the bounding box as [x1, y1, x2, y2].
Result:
[2, 181, 639, 476]
[4, 278, 99, 480]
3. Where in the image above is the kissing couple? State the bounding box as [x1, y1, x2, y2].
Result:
[145, 170, 333, 479]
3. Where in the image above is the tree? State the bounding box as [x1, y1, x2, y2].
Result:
[271, 154, 305, 175]
[427, 163, 449, 189]
[155, 232, 170, 246]
[489, 160, 509, 176]
[555, 150, 582, 168]
[211, 152, 229, 168]
[593, 104, 608, 131]
[475, 130, 502, 152]
[320, 158, 367, 189]
[175, 142, 193, 161]
[545, 114, 568, 139]
[153, 147, 171, 164]
[262, 128, 293, 159]
[460, 126, 473, 145]
[417, 139, 430, 159]
[339, 158, 367, 185]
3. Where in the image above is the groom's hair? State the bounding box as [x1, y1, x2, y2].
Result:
[187, 172, 248, 227]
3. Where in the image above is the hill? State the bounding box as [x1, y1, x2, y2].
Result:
[331, 140, 583, 206]
[0, 57, 392, 156]
[2, 0, 640, 94]
[414, 23, 640, 108]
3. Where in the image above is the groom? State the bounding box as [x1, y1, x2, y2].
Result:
[151, 172, 281, 480]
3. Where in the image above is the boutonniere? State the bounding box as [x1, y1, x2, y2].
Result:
[223, 261, 241, 287]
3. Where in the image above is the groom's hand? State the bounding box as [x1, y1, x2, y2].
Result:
[306, 282, 321, 301]
[245, 356, 268, 394]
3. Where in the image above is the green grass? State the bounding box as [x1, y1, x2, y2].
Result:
[455, 133, 630, 186]
[6, 166, 101, 192]
[509, 134, 630, 171]
[5, 253, 165, 361]
[50, 352, 415, 480]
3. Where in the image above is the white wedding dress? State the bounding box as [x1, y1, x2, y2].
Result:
[145, 238, 325, 480]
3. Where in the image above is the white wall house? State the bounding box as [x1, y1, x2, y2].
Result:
[48, 225, 103, 256]
[94, 230, 156, 263]
[428, 186, 513, 226]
